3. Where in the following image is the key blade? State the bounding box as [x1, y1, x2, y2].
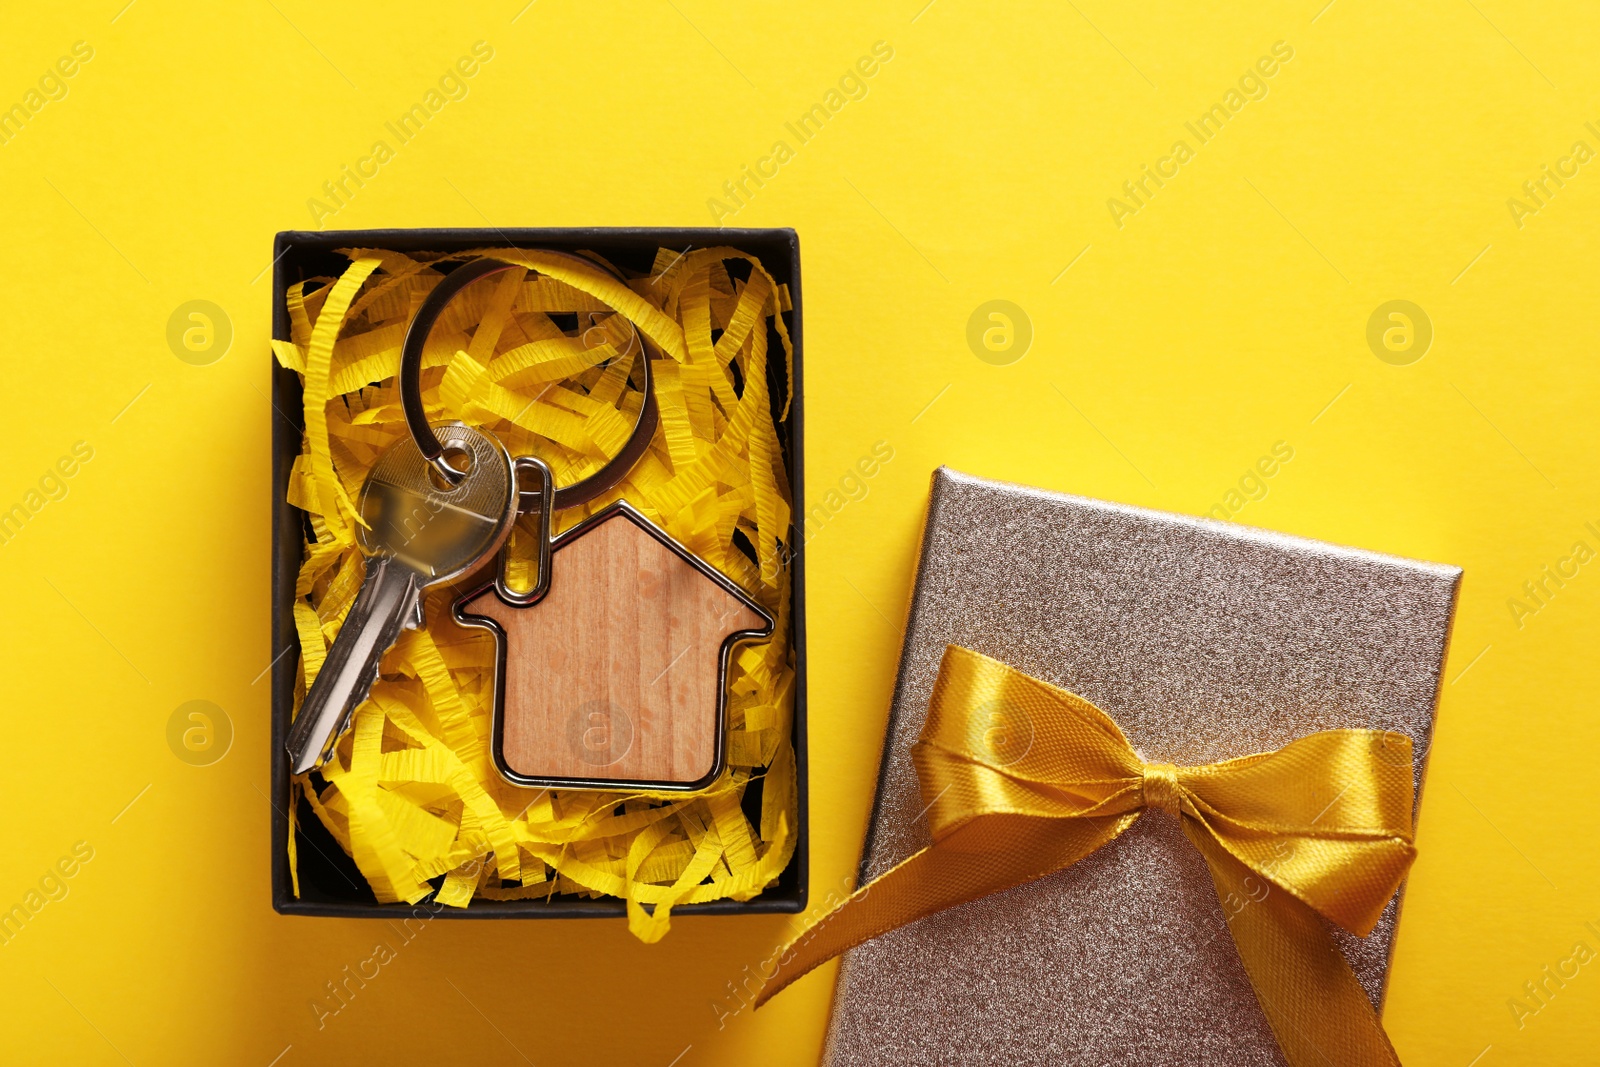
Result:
[286, 555, 422, 774]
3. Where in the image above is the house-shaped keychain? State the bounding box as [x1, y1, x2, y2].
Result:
[457, 501, 773, 792]
[402, 256, 775, 792]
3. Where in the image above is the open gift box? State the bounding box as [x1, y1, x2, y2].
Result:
[268, 227, 807, 919]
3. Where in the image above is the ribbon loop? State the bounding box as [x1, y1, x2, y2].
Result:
[756, 646, 1418, 1067]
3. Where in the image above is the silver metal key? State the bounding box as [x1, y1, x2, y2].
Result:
[286, 422, 517, 774]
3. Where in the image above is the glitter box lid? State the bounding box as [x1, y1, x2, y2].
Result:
[824, 468, 1461, 1067]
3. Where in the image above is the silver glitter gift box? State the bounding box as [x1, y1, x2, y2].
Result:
[824, 468, 1460, 1066]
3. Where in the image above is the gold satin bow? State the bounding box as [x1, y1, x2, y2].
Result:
[757, 646, 1419, 1067]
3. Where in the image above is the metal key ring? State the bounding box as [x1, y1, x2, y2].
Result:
[398, 252, 659, 510]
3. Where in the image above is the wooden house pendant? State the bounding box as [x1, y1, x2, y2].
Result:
[456, 501, 773, 792]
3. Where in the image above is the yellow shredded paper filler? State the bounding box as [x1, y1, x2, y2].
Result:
[276, 245, 797, 941]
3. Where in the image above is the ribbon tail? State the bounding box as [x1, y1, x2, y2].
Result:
[756, 814, 1134, 1009]
[1187, 825, 1402, 1067]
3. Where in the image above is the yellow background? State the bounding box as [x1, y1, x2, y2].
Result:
[0, 0, 1594, 1063]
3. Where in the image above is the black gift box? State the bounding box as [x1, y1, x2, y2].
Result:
[269, 227, 807, 918]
